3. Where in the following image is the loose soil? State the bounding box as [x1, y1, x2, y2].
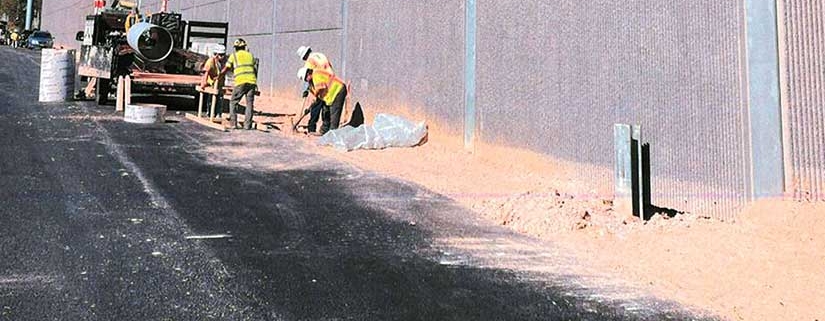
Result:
[252, 96, 825, 321]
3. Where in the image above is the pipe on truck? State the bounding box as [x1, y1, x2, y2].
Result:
[126, 22, 174, 62]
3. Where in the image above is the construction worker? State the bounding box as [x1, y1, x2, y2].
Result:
[296, 46, 334, 74]
[219, 38, 257, 130]
[10, 30, 19, 48]
[297, 67, 348, 134]
[199, 44, 227, 117]
[296, 46, 335, 135]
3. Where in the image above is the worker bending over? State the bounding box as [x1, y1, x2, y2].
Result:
[296, 46, 334, 135]
[199, 44, 227, 118]
[219, 39, 257, 130]
[297, 67, 347, 134]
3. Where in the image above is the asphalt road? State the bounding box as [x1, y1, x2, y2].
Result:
[0, 47, 716, 321]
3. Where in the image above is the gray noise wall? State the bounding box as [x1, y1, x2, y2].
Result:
[778, 0, 825, 201]
[343, 0, 467, 130]
[45, 1, 820, 219]
[476, 1, 750, 219]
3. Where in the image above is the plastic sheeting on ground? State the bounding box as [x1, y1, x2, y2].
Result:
[317, 113, 427, 152]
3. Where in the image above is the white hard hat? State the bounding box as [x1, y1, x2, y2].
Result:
[296, 46, 311, 60]
[297, 67, 309, 81]
[212, 44, 226, 55]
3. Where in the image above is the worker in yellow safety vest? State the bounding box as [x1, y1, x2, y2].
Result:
[219, 38, 257, 130]
[296, 46, 335, 135]
[199, 44, 228, 117]
[297, 67, 348, 135]
[10, 30, 19, 48]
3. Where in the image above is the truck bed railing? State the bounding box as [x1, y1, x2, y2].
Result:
[184, 20, 229, 49]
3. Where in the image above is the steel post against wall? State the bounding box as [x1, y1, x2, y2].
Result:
[631, 125, 648, 219]
[746, 0, 784, 198]
[340, 0, 349, 79]
[463, 0, 477, 151]
[614, 124, 633, 216]
[270, 0, 278, 95]
[615, 124, 650, 219]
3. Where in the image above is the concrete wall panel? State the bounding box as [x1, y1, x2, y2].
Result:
[141, 0, 164, 12]
[177, 0, 197, 11]
[271, 30, 342, 95]
[778, 0, 825, 201]
[343, 0, 465, 130]
[41, 2, 92, 48]
[275, 0, 342, 33]
[188, 1, 228, 22]
[228, 0, 274, 36]
[475, 0, 749, 218]
[231, 35, 275, 94]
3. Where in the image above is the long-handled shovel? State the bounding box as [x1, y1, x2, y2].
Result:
[291, 96, 310, 134]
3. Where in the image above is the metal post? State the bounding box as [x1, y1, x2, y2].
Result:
[631, 125, 647, 219]
[25, 0, 33, 30]
[340, 0, 349, 79]
[463, 0, 477, 151]
[745, 0, 784, 198]
[614, 124, 633, 217]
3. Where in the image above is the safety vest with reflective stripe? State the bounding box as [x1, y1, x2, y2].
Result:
[228, 50, 257, 85]
[304, 52, 334, 75]
[310, 70, 345, 105]
[204, 56, 224, 87]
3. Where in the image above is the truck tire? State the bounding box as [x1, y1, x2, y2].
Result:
[96, 78, 110, 105]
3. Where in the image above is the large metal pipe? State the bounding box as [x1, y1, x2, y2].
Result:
[127, 22, 174, 62]
[25, 0, 33, 30]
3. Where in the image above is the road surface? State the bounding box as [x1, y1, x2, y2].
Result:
[0, 47, 716, 320]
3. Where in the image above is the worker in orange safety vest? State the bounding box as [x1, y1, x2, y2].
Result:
[199, 44, 228, 117]
[296, 46, 335, 135]
[297, 67, 347, 135]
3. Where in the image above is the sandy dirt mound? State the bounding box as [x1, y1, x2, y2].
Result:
[250, 96, 824, 321]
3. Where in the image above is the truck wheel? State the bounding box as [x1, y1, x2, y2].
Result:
[96, 78, 110, 105]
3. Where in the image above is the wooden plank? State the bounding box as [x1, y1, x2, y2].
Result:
[124, 76, 131, 107]
[131, 72, 201, 85]
[116, 76, 124, 112]
[195, 86, 260, 97]
[209, 92, 218, 122]
[184, 113, 227, 132]
[197, 92, 204, 117]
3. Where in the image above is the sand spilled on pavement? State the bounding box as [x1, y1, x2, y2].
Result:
[256, 96, 825, 321]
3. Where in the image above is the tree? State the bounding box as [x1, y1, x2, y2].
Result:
[0, 0, 42, 30]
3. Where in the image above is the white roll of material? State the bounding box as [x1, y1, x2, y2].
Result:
[38, 49, 76, 102]
[125, 104, 167, 124]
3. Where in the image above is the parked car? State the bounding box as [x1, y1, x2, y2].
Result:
[26, 31, 54, 50]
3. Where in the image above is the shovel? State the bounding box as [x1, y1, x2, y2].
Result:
[290, 96, 310, 134]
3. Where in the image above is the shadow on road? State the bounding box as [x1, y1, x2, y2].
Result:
[93, 104, 714, 321]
